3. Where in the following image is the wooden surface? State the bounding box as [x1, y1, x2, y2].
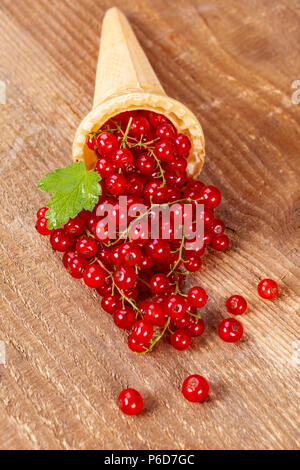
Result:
[0, 0, 299, 450]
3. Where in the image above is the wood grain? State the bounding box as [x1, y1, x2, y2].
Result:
[0, 0, 299, 450]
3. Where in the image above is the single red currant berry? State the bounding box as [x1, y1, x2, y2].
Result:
[113, 307, 136, 329]
[62, 250, 76, 269]
[50, 229, 73, 252]
[112, 148, 134, 171]
[83, 263, 106, 288]
[257, 279, 279, 300]
[86, 134, 96, 150]
[169, 156, 188, 174]
[118, 388, 143, 415]
[133, 320, 154, 342]
[105, 173, 127, 195]
[95, 157, 115, 178]
[101, 295, 122, 314]
[149, 112, 171, 128]
[170, 329, 191, 351]
[188, 318, 205, 337]
[211, 234, 229, 251]
[68, 256, 88, 279]
[129, 117, 150, 138]
[136, 153, 156, 175]
[187, 286, 207, 308]
[64, 214, 85, 237]
[113, 266, 137, 290]
[149, 273, 170, 295]
[212, 218, 225, 235]
[126, 173, 145, 196]
[200, 185, 222, 209]
[128, 334, 149, 353]
[76, 236, 99, 258]
[182, 375, 209, 402]
[156, 124, 175, 140]
[129, 116, 150, 138]
[96, 278, 113, 297]
[138, 256, 153, 271]
[184, 255, 202, 273]
[154, 139, 175, 162]
[175, 134, 191, 157]
[145, 239, 171, 264]
[142, 302, 165, 327]
[36, 207, 48, 219]
[218, 318, 244, 343]
[120, 242, 142, 266]
[96, 132, 119, 158]
[36, 217, 53, 236]
[226, 295, 247, 315]
[165, 295, 188, 320]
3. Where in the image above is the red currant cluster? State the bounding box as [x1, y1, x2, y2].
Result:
[36, 110, 279, 357]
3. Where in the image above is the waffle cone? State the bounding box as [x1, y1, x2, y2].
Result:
[72, 7, 205, 176]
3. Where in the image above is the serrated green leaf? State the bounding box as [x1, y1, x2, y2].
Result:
[37, 161, 102, 229]
[38, 161, 87, 193]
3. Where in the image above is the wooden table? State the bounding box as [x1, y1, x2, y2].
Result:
[0, 0, 299, 450]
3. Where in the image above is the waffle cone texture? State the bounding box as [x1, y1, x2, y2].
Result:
[72, 7, 205, 176]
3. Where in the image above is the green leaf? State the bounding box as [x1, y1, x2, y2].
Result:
[37, 161, 102, 229]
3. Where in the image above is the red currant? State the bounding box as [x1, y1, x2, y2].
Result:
[129, 116, 150, 138]
[64, 214, 85, 237]
[184, 254, 202, 273]
[136, 153, 156, 175]
[200, 185, 221, 210]
[175, 134, 191, 157]
[50, 229, 73, 252]
[257, 279, 279, 300]
[212, 218, 225, 235]
[105, 173, 127, 195]
[138, 256, 153, 271]
[118, 388, 143, 415]
[36, 207, 48, 219]
[86, 134, 96, 150]
[95, 157, 115, 178]
[156, 124, 175, 140]
[120, 242, 142, 266]
[126, 174, 145, 196]
[133, 320, 153, 342]
[165, 295, 188, 319]
[182, 375, 209, 402]
[149, 112, 171, 128]
[101, 295, 122, 314]
[226, 295, 247, 315]
[62, 250, 76, 269]
[218, 318, 244, 343]
[142, 302, 165, 327]
[112, 148, 133, 171]
[211, 234, 229, 251]
[76, 236, 98, 258]
[128, 334, 149, 353]
[154, 139, 175, 162]
[83, 263, 106, 288]
[113, 266, 137, 290]
[96, 132, 119, 158]
[68, 255, 88, 279]
[36, 217, 53, 236]
[188, 318, 205, 337]
[113, 307, 136, 329]
[187, 286, 207, 308]
[149, 273, 170, 295]
[145, 239, 171, 264]
[170, 329, 191, 351]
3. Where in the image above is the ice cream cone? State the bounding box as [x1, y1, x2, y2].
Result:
[72, 7, 205, 176]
